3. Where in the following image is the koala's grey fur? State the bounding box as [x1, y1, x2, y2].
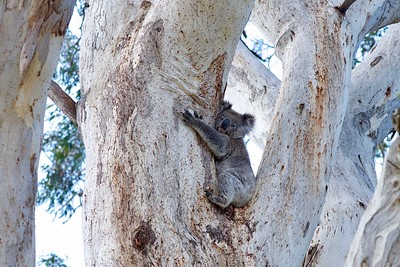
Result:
[181, 101, 256, 208]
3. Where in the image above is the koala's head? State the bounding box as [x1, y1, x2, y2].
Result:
[215, 101, 255, 139]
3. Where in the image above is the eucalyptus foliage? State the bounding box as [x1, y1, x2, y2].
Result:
[38, 253, 68, 267]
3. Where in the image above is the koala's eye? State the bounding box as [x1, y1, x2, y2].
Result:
[231, 123, 237, 128]
[221, 118, 230, 129]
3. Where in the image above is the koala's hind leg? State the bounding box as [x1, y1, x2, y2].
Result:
[205, 173, 235, 209]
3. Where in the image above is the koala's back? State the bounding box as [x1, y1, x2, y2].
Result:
[215, 139, 252, 175]
[215, 138, 255, 207]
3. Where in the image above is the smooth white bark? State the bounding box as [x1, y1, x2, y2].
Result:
[245, 4, 353, 266]
[304, 23, 400, 266]
[346, 0, 400, 49]
[239, 1, 398, 265]
[0, 1, 73, 266]
[226, 29, 400, 267]
[345, 110, 400, 266]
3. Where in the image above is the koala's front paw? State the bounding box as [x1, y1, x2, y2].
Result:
[193, 111, 203, 120]
[182, 109, 203, 124]
[182, 109, 195, 124]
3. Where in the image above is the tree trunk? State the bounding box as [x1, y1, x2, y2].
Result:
[304, 24, 400, 266]
[78, 0, 400, 266]
[78, 1, 253, 265]
[0, 1, 73, 266]
[345, 109, 400, 266]
[249, 4, 354, 266]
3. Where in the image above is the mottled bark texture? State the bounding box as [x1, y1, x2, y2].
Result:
[78, 0, 400, 266]
[344, 109, 400, 267]
[0, 1, 74, 266]
[79, 1, 254, 265]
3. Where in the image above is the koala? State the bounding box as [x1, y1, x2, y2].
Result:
[181, 101, 256, 208]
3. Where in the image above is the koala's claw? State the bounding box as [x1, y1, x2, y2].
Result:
[193, 111, 203, 120]
[182, 109, 203, 123]
[182, 109, 193, 122]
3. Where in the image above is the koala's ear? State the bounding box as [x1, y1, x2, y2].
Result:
[242, 113, 255, 129]
[221, 101, 232, 111]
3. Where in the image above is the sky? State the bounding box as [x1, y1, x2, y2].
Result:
[36, 200, 84, 266]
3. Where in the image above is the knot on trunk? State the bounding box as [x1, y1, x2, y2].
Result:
[133, 221, 156, 252]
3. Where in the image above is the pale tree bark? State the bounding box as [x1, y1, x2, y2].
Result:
[305, 23, 400, 267]
[248, 1, 400, 265]
[78, 0, 400, 266]
[0, 1, 73, 266]
[345, 109, 400, 267]
[227, 23, 400, 266]
[249, 2, 354, 266]
[78, 1, 254, 265]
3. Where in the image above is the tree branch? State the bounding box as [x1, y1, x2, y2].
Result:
[336, 0, 357, 14]
[349, 25, 400, 144]
[344, 109, 400, 266]
[347, 1, 400, 51]
[303, 24, 400, 267]
[48, 80, 77, 125]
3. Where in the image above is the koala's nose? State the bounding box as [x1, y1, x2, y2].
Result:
[221, 118, 230, 129]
